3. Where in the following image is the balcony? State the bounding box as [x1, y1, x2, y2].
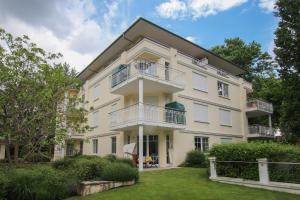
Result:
[109, 103, 186, 131]
[110, 59, 185, 95]
[248, 125, 275, 138]
[246, 99, 273, 117]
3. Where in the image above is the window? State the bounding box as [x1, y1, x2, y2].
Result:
[92, 111, 99, 127]
[92, 139, 98, 154]
[193, 73, 207, 92]
[193, 103, 208, 123]
[219, 109, 231, 126]
[66, 143, 74, 156]
[165, 62, 170, 81]
[221, 138, 232, 144]
[93, 84, 100, 101]
[217, 81, 229, 97]
[127, 136, 130, 144]
[111, 136, 116, 154]
[194, 136, 209, 152]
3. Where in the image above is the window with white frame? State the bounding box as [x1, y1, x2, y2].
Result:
[93, 84, 100, 101]
[127, 136, 130, 144]
[111, 136, 117, 154]
[92, 139, 98, 154]
[193, 72, 208, 92]
[221, 138, 233, 144]
[194, 136, 209, 152]
[219, 109, 232, 126]
[193, 103, 208, 123]
[92, 111, 99, 128]
[217, 81, 229, 97]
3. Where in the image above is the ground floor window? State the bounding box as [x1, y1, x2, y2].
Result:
[92, 139, 98, 154]
[111, 136, 116, 154]
[66, 143, 74, 156]
[127, 135, 130, 144]
[220, 138, 232, 144]
[194, 136, 209, 152]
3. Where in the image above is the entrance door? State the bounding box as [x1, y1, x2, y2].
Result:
[148, 135, 159, 159]
[137, 135, 159, 164]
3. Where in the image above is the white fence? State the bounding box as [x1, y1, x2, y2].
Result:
[247, 99, 273, 113]
[110, 59, 185, 88]
[208, 157, 300, 195]
[248, 125, 275, 137]
[109, 103, 186, 128]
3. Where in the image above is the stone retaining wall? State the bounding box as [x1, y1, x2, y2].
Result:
[78, 180, 135, 196]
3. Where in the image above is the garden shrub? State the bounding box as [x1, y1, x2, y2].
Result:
[102, 163, 139, 182]
[209, 142, 300, 183]
[116, 158, 135, 167]
[69, 158, 109, 181]
[0, 170, 9, 200]
[184, 150, 206, 167]
[51, 157, 75, 170]
[104, 154, 117, 162]
[52, 156, 110, 181]
[5, 166, 72, 200]
[25, 152, 51, 163]
[0, 155, 139, 199]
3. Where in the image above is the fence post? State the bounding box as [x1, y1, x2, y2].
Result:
[257, 158, 269, 185]
[208, 157, 217, 179]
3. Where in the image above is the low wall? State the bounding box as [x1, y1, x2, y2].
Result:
[78, 180, 135, 196]
[211, 177, 300, 195]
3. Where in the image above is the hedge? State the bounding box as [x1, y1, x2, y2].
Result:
[183, 150, 206, 167]
[102, 163, 139, 182]
[209, 142, 300, 183]
[0, 155, 139, 200]
[0, 166, 74, 200]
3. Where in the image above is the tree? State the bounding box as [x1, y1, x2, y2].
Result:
[274, 0, 300, 143]
[211, 38, 280, 127]
[0, 28, 91, 162]
[250, 76, 282, 127]
[211, 37, 275, 82]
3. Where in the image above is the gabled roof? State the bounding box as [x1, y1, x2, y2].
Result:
[78, 17, 245, 81]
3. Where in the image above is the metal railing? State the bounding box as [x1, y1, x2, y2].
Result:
[209, 157, 300, 185]
[246, 99, 273, 113]
[248, 125, 275, 137]
[110, 59, 185, 88]
[109, 103, 186, 128]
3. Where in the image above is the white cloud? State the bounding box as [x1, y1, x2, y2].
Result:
[189, 0, 248, 18]
[268, 39, 275, 59]
[185, 36, 197, 43]
[258, 0, 275, 12]
[156, 0, 248, 20]
[0, 0, 129, 72]
[156, 0, 187, 19]
[156, 0, 275, 19]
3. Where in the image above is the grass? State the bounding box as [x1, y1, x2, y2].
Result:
[68, 168, 300, 200]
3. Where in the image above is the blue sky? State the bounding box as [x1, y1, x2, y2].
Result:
[0, 0, 277, 71]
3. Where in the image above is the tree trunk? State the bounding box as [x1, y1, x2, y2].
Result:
[14, 144, 19, 163]
[5, 144, 12, 164]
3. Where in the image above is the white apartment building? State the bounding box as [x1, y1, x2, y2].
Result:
[53, 18, 274, 170]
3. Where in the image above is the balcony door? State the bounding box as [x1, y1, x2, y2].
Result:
[137, 135, 159, 163]
[144, 96, 159, 122]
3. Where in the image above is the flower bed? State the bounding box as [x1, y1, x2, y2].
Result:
[0, 155, 138, 200]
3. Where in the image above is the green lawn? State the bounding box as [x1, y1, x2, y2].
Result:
[68, 168, 300, 200]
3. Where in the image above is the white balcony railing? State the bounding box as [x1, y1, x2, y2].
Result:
[248, 125, 275, 137]
[109, 103, 186, 129]
[111, 59, 185, 88]
[246, 99, 273, 114]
